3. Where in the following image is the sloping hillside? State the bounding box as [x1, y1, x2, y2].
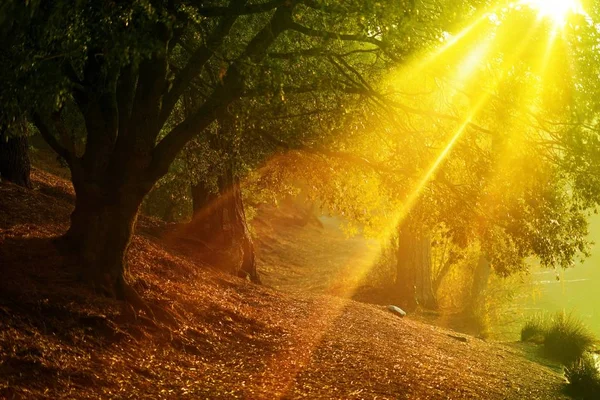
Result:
[0, 169, 570, 399]
[253, 205, 381, 296]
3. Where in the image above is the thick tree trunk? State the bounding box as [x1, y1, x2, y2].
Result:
[432, 260, 452, 301]
[415, 231, 435, 308]
[461, 253, 491, 335]
[163, 199, 178, 223]
[29, 0, 292, 305]
[0, 128, 32, 188]
[466, 253, 491, 313]
[431, 247, 460, 304]
[190, 180, 223, 243]
[61, 177, 150, 300]
[297, 201, 323, 228]
[225, 175, 261, 284]
[395, 223, 436, 310]
[187, 168, 260, 284]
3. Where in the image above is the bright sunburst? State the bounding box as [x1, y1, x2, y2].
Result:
[520, 0, 584, 24]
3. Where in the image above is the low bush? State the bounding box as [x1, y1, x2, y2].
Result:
[520, 313, 549, 343]
[564, 354, 600, 400]
[520, 312, 596, 364]
[543, 313, 596, 365]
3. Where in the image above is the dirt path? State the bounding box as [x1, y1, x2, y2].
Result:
[254, 212, 382, 296]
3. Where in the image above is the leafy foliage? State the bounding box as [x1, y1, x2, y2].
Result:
[2, 0, 600, 299]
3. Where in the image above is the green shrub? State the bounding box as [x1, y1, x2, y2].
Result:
[520, 312, 596, 365]
[543, 312, 596, 365]
[521, 313, 549, 343]
[564, 354, 600, 400]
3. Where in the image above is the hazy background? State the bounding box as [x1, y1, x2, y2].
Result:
[519, 214, 600, 337]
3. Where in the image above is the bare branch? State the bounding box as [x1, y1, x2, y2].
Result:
[268, 47, 379, 59]
[150, 3, 296, 181]
[258, 130, 394, 174]
[268, 47, 326, 59]
[188, 0, 285, 17]
[160, 0, 247, 126]
[288, 21, 399, 62]
[302, 0, 349, 13]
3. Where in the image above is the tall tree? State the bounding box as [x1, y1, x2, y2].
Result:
[1, 0, 448, 301]
[0, 120, 32, 188]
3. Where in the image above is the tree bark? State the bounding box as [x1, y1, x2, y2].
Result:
[460, 252, 492, 335]
[466, 253, 491, 313]
[32, 111, 150, 301]
[431, 246, 460, 305]
[62, 177, 151, 300]
[162, 198, 178, 223]
[223, 173, 261, 284]
[415, 230, 435, 308]
[189, 180, 223, 243]
[395, 223, 436, 310]
[0, 127, 32, 188]
[188, 165, 261, 283]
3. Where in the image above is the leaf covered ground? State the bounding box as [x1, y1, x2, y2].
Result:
[0, 169, 571, 399]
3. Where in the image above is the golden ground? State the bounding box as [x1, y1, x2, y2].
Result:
[253, 206, 381, 297]
[0, 169, 570, 399]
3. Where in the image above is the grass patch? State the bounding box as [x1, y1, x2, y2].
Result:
[564, 354, 600, 400]
[520, 313, 549, 343]
[544, 313, 596, 364]
[521, 312, 596, 365]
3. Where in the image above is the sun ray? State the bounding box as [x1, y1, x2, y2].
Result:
[246, 1, 586, 389]
[519, 0, 584, 26]
[409, 8, 502, 75]
[334, 6, 567, 324]
[376, 11, 545, 239]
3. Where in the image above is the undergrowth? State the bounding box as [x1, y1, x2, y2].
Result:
[520, 313, 549, 343]
[564, 354, 600, 400]
[521, 312, 596, 364]
[544, 313, 596, 364]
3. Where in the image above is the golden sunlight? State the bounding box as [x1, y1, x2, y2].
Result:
[519, 0, 584, 24]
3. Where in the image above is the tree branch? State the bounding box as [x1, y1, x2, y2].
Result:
[268, 47, 380, 60]
[189, 0, 285, 16]
[268, 47, 326, 59]
[159, 0, 247, 127]
[149, 3, 296, 181]
[288, 21, 399, 62]
[257, 130, 393, 174]
[31, 111, 72, 162]
[301, 0, 349, 13]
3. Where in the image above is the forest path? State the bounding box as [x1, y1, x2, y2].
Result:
[253, 207, 382, 296]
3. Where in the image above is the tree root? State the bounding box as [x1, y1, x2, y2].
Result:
[118, 278, 179, 328]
